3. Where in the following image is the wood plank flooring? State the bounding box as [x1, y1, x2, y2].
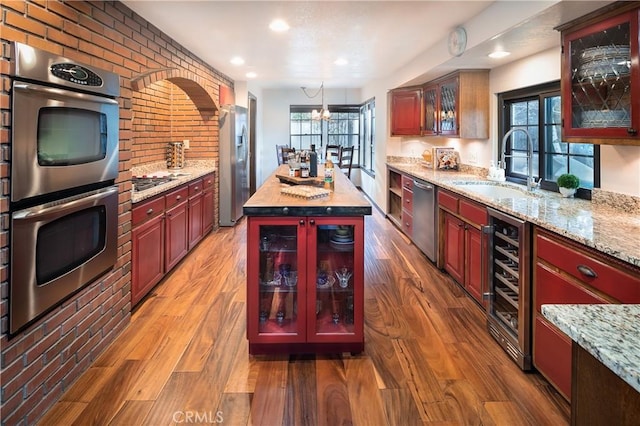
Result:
[40, 208, 570, 425]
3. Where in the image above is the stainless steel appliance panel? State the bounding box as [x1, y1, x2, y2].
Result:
[11, 81, 119, 203]
[11, 42, 120, 97]
[10, 186, 118, 334]
[219, 105, 249, 226]
[412, 179, 437, 263]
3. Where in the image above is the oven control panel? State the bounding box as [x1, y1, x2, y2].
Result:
[50, 63, 103, 87]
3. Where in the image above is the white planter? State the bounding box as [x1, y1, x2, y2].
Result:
[559, 187, 576, 198]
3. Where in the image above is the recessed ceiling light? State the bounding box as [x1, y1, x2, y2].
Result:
[269, 19, 289, 32]
[246, 72, 257, 79]
[230, 56, 245, 66]
[489, 50, 511, 59]
[334, 58, 348, 66]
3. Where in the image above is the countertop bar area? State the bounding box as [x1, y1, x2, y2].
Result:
[542, 304, 640, 425]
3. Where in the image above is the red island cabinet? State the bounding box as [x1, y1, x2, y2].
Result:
[246, 216, 365, 355]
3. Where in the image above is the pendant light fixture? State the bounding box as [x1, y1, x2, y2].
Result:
[301, 82, 331, 121]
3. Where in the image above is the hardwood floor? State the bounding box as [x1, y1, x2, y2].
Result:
[40, 208, 570, 425]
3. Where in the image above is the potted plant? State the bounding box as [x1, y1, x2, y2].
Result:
[557, 173, 580, 197]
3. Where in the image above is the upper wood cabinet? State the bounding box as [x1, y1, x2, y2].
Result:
[423, 70, 490, 139]
[390, 88, 422, 136]
[390, 70, 489, 138]
[558, 2, 640, 145]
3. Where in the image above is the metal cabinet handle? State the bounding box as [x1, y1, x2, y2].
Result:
[326, 207, 332, 214]
[194, 186, 199, 191]
[405, 199, 410, 203]
[577, 264, 597, 278]
[176, 195, 181, 201]
[282, 207, 289, 215]
[146, 208, 153, 215]
[309, 219, 315, 225]
[627, 128, 638, 136]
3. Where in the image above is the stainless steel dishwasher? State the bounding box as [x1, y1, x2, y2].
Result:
[411, 178, 437, 263]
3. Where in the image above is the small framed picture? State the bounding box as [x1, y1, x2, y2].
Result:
[435, 147, 459, 170]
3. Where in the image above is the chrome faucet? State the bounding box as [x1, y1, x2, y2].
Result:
[500, 128, 540, 192]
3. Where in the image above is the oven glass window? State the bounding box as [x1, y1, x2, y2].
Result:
[36, 206, 106, 285]
[38, 107, 107, 166]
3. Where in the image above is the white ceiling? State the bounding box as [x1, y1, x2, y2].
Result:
[121, 0, 613, 89]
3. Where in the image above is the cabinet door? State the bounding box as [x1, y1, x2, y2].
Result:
[307, 217, 364, 344]
[202, 189, 214, 234]
[562, 10, 639, 141]
[422, 84, 438, 135]
[438, 77, 459, 136]
[165, 201, 189, 271]
[390, 88, 422, 136]
[465, 225, 485, 306]
[188, 194, 204, 249]
[247, 217, 307, 345]
[132, 215, 165, 305]
[443, 213, 465, 284]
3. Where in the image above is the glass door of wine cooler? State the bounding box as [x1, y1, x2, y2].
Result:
[308, 218, 363, 343]
[249, 218, 307, 344]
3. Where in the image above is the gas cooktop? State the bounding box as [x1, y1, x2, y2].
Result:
[132, 176, 174, 192]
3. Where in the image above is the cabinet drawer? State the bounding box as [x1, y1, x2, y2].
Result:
[132, 196, 165, 227]
[459, 199, 487, 226]
[401, 175, 414, 190]
[402, 210, 413, 236]
[438, 190, 459, 213]
[189, 178, 204, 197]
[165, 186, 188, 209]
[202, 173, 215, 191]
[534, 315, 572, 400]
[537, 232, 640, 303]
[535, 263, 610, 313]
[402, 187, 413, 213]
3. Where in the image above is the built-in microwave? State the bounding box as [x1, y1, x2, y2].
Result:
[9, 185, 118, 334]
[10, 42, 120, 205]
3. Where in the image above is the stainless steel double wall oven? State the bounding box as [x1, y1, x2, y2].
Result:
[9, 42, 120, 334]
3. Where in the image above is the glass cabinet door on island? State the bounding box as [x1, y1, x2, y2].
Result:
[246, 216, 364, 354]
[248, 218, 307, 345]
[308, 218, 364, 343]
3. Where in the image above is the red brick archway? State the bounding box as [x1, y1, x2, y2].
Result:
[131, 68, 219, 113]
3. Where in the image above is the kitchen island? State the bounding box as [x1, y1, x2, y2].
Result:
[542, 304, 640, 425]
[243, 165, 371, 354]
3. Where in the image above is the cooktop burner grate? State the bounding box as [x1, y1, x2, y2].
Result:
[132, 176, 174, 192]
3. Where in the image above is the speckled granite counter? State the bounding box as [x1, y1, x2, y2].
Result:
[387, 161, 640, 268]
[131, 160, 216, 204]
[542, 304, 640, 393]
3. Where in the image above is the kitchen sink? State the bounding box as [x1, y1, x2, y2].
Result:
[457, 182, 541, 199]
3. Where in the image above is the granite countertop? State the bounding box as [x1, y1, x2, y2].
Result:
[387, 162, 640, 268]
[131, 160, 217, 204]
[243, 165, 371, 216]
[542, 304, 640, 393]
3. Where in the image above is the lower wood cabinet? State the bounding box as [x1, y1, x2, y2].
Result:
[132, 172, 215, 305]
[438, 189, 488, 307]
[532, 227, 640, 401]
[132, 208, 165, 306]
[246, 216, 365, 355]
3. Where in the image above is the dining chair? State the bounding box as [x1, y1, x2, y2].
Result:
[276, 144, 289, 165]
[280, 146, 296, 164]
[325, 144, 341, 163]
[338, 146, 354, 178]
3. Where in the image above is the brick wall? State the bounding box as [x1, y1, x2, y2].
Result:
[0, 1, 231, 424]
[131, 79, 218, 166]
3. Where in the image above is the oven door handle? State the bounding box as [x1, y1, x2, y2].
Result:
[12, 186, 119, 221]
[13, 82, 119, 105]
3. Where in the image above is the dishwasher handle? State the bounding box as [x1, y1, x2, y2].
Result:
[413, 180, 433, 191]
